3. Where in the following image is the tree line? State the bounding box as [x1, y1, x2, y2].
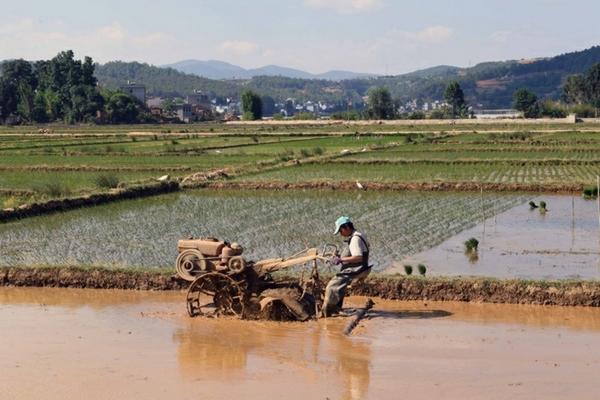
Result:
[513, 63, 600, 118]
[0, 51, 153, 124]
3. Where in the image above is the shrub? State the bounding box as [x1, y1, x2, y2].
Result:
[404, 265, 413, 275]
[583, 186, 599, 199]
[312, 147, 324, 156]
[299, 148, 311, 157]
[2, 196, 19, 209]
[35, 182, 71, 198]
[408, 111, 426, 120]
[94, 173, 120, 189]
[417, 264, 427, 276]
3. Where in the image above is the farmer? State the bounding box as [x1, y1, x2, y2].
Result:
[322, 216, 371, 317]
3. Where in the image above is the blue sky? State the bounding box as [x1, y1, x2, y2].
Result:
[1, 0, 598, 74]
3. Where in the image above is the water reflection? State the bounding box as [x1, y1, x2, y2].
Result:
[173, 318, 372, 400]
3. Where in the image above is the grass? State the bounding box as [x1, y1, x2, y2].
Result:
[0, 171, 175, 193]
[2, 123, 600, 206]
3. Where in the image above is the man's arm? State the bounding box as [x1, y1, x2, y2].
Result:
[340, 255, 363, 265]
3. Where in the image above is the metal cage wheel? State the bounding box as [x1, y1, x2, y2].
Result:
[186, 272, 245, 318]
[176, 249, 207, 282]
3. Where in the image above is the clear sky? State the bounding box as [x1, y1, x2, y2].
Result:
[2, 0, 598, 74]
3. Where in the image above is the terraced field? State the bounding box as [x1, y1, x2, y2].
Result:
[1, 122, 600, 210]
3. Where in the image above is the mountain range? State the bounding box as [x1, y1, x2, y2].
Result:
[94, 45, 600, 108]
[163, 59, 376, 81]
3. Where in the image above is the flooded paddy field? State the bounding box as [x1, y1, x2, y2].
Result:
[396, 195, 600, 280]
[1, 287, 599, 400]
[0, 190, 528, 272]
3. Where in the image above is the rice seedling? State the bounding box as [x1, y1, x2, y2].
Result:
[539, 201, 548, 214]
[583, 186, 598, 199]
[0, 190, 528, 270]
[464, 238, 479, 252]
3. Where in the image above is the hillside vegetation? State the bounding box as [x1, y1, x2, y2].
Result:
[93, 46, 600, 108]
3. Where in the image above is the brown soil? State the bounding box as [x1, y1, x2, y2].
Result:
[204, 180, 584, 193]
[2, 266, 600, 307]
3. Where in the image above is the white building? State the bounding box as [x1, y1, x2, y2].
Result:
[120, 82, 146, 103]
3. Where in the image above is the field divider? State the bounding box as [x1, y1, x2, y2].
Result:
[0, 181, 180, 223]
[3, 266, 600, 307]
[200, 180, 584, 193]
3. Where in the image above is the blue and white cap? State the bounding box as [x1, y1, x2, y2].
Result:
[333, 216, 352, 234]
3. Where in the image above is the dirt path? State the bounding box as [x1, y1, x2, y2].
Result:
[1, 287, 599, 400]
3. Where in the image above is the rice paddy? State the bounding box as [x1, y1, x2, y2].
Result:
[0, 190, 529, 272]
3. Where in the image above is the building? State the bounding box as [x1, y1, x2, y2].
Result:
[186, 91, 210, 106]
[175, 104, 192, 123]
[120, 82, 146, 103]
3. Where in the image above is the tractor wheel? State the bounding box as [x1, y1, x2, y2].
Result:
[176, 249, 207, 282]
[186, 272, 245, 318]
[228, 256, 246, 274]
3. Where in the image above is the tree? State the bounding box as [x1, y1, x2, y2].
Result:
[0, 59, 37, 121]
[240, 90, 263, 120]
[586, 64, 600, 110]
[444, 81, 466, 117]
[104, 91, 141, 124]
[31, 91, 49, 122]
[562, 75, 587, 104]
[367, 87, 394, 119]
[261, 95, 276, 117]
[513, 88, 539, 118]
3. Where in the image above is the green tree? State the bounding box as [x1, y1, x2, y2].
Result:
[104, 91, 141, 124]
[562, 75, 587, 104]
[31, 91, 49, 122]
[241, 90, 263, 120]
[367, 87, 394, 119]
[586, 64, 600, 112]
[0, 59, 37, 121]
[444, 81, 466, 117]
[513, 88, 540, 118]
[261, 95, 276, 117]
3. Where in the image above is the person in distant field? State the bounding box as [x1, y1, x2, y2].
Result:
[322, 216, 371, 317]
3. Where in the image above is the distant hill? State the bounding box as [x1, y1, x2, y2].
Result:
[94, 46, 600, 108]
[95, 61, 241, 98]
[164, 59, 376, 81]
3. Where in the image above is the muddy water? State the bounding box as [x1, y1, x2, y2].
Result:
[1, 288, 599, 399]
[395, 195, 600, 280]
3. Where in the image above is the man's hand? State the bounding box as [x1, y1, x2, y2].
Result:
[329, 256, 342, 265]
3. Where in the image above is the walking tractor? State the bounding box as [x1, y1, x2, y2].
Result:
[175, 237, 340, 321]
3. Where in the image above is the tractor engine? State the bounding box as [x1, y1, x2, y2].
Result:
[176, 237, 245, 281]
